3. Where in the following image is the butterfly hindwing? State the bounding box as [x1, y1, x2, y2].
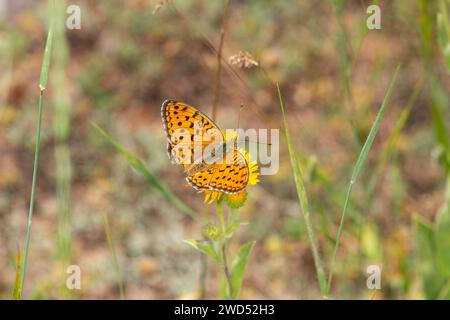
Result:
[186, 149, 249, 194]
[186, 166, 217, 191]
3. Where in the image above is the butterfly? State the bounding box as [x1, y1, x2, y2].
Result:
[161, 99, 250, 194]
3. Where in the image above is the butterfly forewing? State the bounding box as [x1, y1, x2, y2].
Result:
[161, 100, 224, 165]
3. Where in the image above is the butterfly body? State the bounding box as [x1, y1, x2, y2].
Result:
[161, 100, 250, 194]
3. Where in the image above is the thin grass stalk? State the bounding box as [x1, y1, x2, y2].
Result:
[169, 1, 271, 126]
[348, 0, 380, 74]
[211, 0, 230, 120]
[419, 0, 450, 173]
[326, 65, 401, 296]
[277, 83, 327, 297]
[442, 0, 450, 37]
[93, 123, 198, 220]
[19, 8, 54, 298]
[103, 211, 126, 300]
[20, 92, 45, 299]
[330, 0, 359, 148]
[51, 1, 73, 298]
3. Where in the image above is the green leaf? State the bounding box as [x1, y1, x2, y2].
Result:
[92, 123, 198, 220]
[218, 273, 228, 299]
[435, 178, 450, 276]
[378, 79, 422, 173]
[349, 65, 401, 182]
[428, 7, 450, 175]
[438, 1, 450, 72]
[230, 241, 255, 299]
[436, 205, 450, 275]
[415, 216, 448, 299]
[184, 240, 221, 264]
[225, 220, 247, 239]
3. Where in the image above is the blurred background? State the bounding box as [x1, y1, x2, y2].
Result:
[0, 0, 449, 299]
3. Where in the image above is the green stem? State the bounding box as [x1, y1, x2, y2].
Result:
[326, 179, 354, 294]
[441, 0, 450, 37]
[20, 90, 45, 299]
[198, 253, 208, 299]
[103, 211, 125, 300]
[217, 201, 226, 234]
[277, 84, 327, 297]
[20, 2, 54, 298]
[217, 201, 232, 298]
[198, 206, 211, 299]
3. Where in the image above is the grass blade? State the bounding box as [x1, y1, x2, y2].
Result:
[102, 211, 125, 300]
[12, 244, 21, 300]
[326, 65, 401, 295]
[366, 79, 422, 197]
[51, 2, 73, 297]
[378, 79, 422, 169]
[92, 123, 198, 220]
[419, 0, 450, 172]
[20, 1, 55, 299]
[430, 79, 450, 173]
[435, 176, 450, 275]
[277, 83, 327, 297]
[438, 0, 450, 71]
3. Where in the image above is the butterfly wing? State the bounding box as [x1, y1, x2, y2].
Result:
[186, 149, 249, 194]
[161, 100, 224, 165]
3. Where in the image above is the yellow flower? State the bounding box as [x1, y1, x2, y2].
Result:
[203, 189, 224, 204]
[224, 189, 247, 208]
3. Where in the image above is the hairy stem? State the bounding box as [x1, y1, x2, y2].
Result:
[198, 253, 208, 299]
[217, 201, 233, 298]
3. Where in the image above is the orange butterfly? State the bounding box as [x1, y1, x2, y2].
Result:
[161, 100, 250, 194]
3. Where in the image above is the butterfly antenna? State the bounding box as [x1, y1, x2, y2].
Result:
[240, 137, 272, 146]
[237, 103, 244, 130]
[233, 103, 245, 148]
[236, 103, 272, 146]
